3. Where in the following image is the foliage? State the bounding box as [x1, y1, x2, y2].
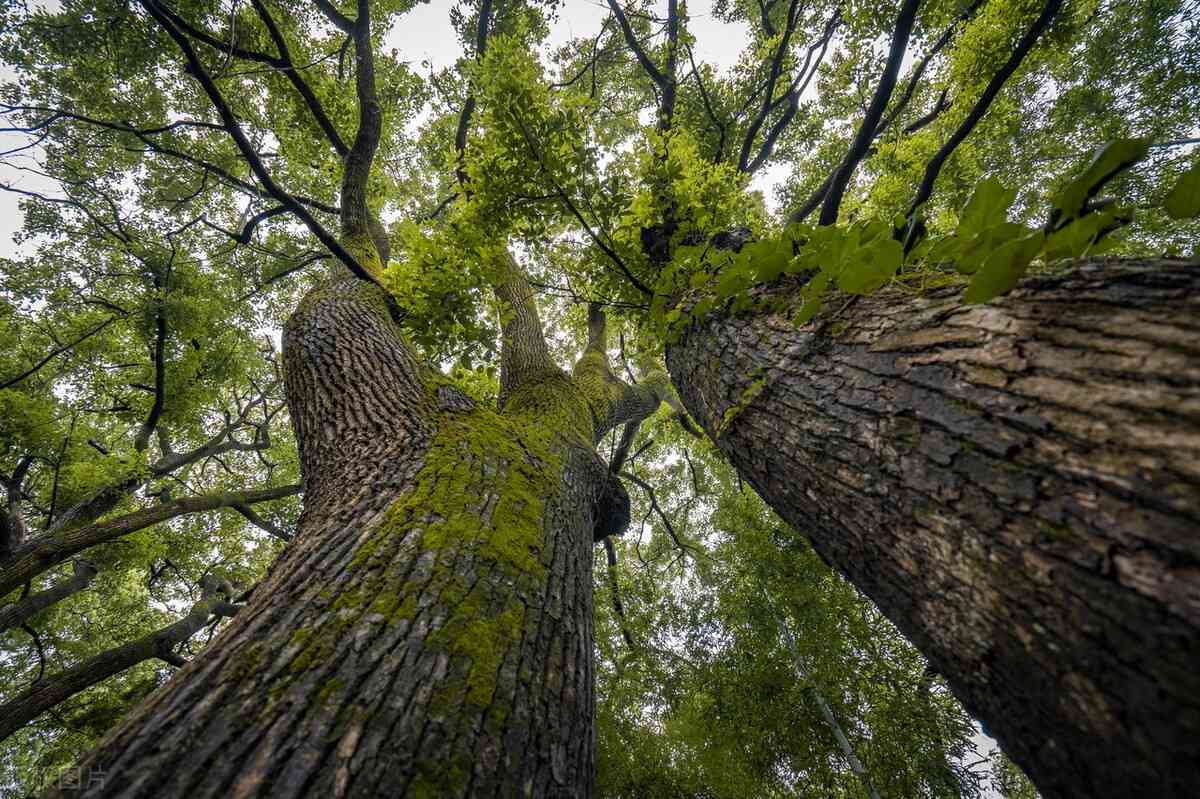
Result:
[593, 418, 998, 798]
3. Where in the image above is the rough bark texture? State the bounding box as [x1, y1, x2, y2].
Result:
[666, 257, 1200, 799]
[47, 273, 609, 798]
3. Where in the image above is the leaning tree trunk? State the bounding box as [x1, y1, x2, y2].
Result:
[47, 274, 609, 798]
[666, 257, 1200, 799]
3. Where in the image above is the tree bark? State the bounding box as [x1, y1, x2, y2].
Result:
[47, 272, 627, 798]
[666, 257, 1200, 799]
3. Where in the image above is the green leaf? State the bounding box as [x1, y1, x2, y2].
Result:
[1051, 138, 1150, 223]
[959, 177, 1016, 237]
[964, 232, 1045, 304]
[956, 223, 1028, 274]
[1164, 160, 1200, 219]
[793, 272, 831, 326]
[1042, 213, 1113, 261]
[747, 239, 791, 283]
[838, 237, 902, 294]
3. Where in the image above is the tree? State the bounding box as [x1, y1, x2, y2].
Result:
[1, 0, 1197, 796]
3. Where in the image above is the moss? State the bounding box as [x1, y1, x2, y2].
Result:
[223, 642, 264, 682]
[317, 678, 343, 703]
[408, 757, 470, 799]
[1038, 521, 1080, 544]
[430, 599, 526, 707]
[341, 230, 384, 279]
[715, 367, 769, 438]
[267, 370, 592, 743]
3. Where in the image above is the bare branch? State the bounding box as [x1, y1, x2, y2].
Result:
[606, 0, 667, 87]
[819, 0, 922, 225]
[0, 483, 301, 596]
[137, 0, 380, 290]
[904, 0, 1064, 248]
[0, 560, 98, 633]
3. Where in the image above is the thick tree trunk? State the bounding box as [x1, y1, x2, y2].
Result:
[666, 257, 1200, 799]
[47, 275, 605, 798]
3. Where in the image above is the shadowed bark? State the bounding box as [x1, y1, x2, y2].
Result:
[666, 257, 1200, 799]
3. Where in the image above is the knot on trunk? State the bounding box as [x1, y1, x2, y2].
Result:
[593, 470, 631, 542]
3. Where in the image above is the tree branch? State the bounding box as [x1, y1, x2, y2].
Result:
[904, 0, 1064, 248]
[0, 483, 301, 597]
[137, 0, 380, 289]
[0, 560, 98, 633]
[454, 0, 493, 188]
[0, 315, 125, 391]
[819, 0, 922, 225]
[0, 587, 239, 742]
[606, 0, 667, 87]
[247, 0, 349, 156]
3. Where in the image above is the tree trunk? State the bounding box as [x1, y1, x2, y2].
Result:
[666, 257, 1200, 799]
[47, 275, 607, 798]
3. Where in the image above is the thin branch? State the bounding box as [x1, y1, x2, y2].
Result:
[511, 116, 652, 296]
[137, 0, 379, 290]
[819, 0, 922, 225]
[133, 277, 168, 452]
[247, 0, 349, 156]
[0, 483, 301, 597]
[311, 0, 355, 32]
[0, 589, 239, 742]
[621, 470, 700, 558]
[743, 9, 839, 174]
[606, 0, 667, 87]
[0, 560, 98, 633]
[233, 503, 292, 541]
[738, 0, 803, 171]
[904, 0, 1064, 248]
[0, 315, 125, 391]
[454, 0, 493, 188]
[603, 537, 638, 651]
[874, 0, 985, 138]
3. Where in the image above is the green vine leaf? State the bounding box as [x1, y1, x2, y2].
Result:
[1050, 138, 1150, 225]
[959, 177, 1016, 237]
[1164, 160, 1200, 220]
[965, 232, 1044, 304]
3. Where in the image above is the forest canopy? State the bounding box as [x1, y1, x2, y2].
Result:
[0, 0, 1197, 796]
